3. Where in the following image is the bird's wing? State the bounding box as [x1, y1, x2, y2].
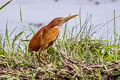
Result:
[28, 27, 44, 51]
[45, 32, 59, 49]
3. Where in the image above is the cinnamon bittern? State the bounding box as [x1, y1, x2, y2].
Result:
[28, 14, 78, 64]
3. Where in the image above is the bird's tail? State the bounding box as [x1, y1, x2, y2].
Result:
[28, 48, 35, 56]
[28, 48, 32, 53]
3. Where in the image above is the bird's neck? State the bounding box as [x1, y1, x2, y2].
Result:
[46, 23, 61, 30]
[46, 24, 53, 29]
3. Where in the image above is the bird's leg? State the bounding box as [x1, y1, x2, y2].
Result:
[37, 48, 47, 66]
[39, 47, 48, 63]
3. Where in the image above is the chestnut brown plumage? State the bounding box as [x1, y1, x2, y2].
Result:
[28, 15, 78, 60]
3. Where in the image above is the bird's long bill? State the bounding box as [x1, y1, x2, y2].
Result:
[63, 14, 78, 22]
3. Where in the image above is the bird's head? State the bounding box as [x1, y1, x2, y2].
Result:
[47, 14, 78, 28]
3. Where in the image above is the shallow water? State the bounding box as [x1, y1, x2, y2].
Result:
[0, 0, 120, 40]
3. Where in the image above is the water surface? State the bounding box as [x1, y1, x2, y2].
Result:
[0, 0, 120, 39]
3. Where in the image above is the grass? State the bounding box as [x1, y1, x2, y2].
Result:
[0, 1, 120, 80]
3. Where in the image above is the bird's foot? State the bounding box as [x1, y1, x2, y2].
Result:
[36, 54, 48, 67]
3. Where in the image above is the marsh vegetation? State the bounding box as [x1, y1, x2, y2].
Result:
[0, 0, 120, 80]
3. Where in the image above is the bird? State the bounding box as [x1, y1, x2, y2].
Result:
[28, 14, 78, 64]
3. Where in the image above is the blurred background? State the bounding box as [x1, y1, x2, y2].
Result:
[0, 0, 120, 39]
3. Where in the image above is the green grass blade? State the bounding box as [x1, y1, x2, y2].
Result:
[19, 7, 23, 22]
[113, 10, 116, 45]
[21, 39, 28, 50]
[18, 2, 23, 23]
[63, 23, 67, 40]
[28, 26, 35, 35]
[12, 31, 24, 48]
[0, 0, 12, 10]
[5, 23, 11, 48]
[9, 26, 18, 37]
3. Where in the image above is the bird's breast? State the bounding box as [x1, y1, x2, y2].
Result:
[40, 27, 60, 45]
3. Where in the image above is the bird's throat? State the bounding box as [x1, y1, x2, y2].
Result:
[53, 26, 61, 29]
